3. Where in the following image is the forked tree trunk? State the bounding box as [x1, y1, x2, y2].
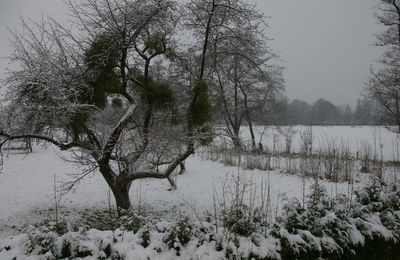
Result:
[232, 134, 242, 149]
[231, 125, 242, 149]
[112, 183, 132, 213]
[99, 163, 133, 215]
[112, 174, 133, 215]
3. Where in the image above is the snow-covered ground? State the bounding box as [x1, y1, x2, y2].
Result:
[0, 126, 379, 238]
[0, 126, 399, 259]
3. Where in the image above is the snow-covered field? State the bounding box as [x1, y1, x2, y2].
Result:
[235, 125, 400, 161]
[1, 126, 392, 239]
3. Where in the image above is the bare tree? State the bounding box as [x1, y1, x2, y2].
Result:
[367, 0, 400, 132]
[207, 1, 283, 150]
[0, 0, 195, 214]
[0, 0, 270, 215]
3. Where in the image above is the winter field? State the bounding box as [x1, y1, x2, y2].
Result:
[226, 125, 400, 161]
[1, 126, 400, 259]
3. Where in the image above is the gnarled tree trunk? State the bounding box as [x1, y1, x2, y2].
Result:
[112, 181, 132, 213]
[98, 162, 132, 214]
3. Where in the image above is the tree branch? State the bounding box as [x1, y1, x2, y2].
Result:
[0, 131, 82, 151]
[128, 143, 194, 181]
[101, 103, 137, 162]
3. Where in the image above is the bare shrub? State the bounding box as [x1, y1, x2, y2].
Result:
[299, 125, 313, 156]
[276, 126, 297, 154]
[359, 141, 373, 173]
[211, 169, 271, 239]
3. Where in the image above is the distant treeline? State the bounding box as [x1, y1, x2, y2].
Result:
[254, 97, 385, 126]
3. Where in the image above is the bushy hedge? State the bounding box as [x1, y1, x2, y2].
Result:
[1, 179, 400, 259]
[273, 178, 400, 260]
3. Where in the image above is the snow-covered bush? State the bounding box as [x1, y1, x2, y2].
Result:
[164, 215, 193, 254]
[119, 210, 148, 233]
[221, 203, 263, 237]
[272, 179, 400, 259]
[2, 181, 400, 259]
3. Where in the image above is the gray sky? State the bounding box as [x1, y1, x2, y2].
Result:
[0, 0, 384, 106]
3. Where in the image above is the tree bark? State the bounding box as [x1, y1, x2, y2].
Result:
[98, 161, 132, 214]
[241, 86, 256, 151]
[112, 173, 133, 214]
[232, 129, 242, 149]
[112, 183, 132, 213]
[248, 120, 256, 151]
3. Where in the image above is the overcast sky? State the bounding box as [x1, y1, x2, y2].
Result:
[0, 0, 384, 106]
